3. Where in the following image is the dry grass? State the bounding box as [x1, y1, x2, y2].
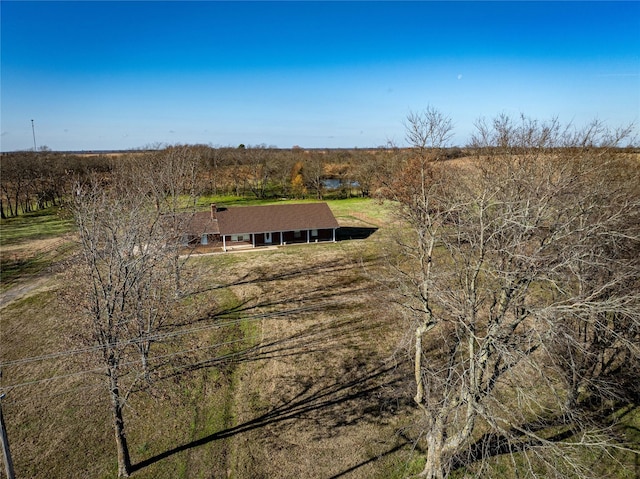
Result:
[221, 247, 412, 478]
[0, 234, 76, 294]
[0, 201, 418, 479]
[5, 194, 634, 478]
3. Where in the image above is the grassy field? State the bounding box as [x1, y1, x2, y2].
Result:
[0, 197, 420, 478]
[0, 207, 75, 245]
[0, 207, 76, 292]
[1, 198, 637, 478]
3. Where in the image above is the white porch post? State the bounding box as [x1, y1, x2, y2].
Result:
[332, 228, 336, 242]
[280, 232, 284, 246]
[223, 235, 227, 252]
[307, 230, 310, 243]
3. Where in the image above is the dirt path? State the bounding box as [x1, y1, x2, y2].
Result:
[0, 276, 52, 310]
[1, 235, 76, 310]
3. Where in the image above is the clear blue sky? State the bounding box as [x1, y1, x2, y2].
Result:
[1, 1, 639, 151]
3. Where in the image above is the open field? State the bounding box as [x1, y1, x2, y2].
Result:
[0, 199, 425, 478]
[0, 208, 76, 294]
[1, 197, 638, 478]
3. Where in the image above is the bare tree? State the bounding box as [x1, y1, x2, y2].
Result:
[140, 145, 201, 294]
[384, 110, 639, 478]
[350, 150, 380, 198]
[305, 151, 327, 200]
[245, 145, 274, 199]
[0, 152, 112, 218]
[73, 178, 148, 477]
[404, 106, 454, 156]
[71, 148, 202, 477]
[272, 148, 300, 198]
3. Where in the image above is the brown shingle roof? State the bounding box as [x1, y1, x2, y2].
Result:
[216, 203, 339, 235]
[184, 212, 220, 235]
[183, 203, 339, 236]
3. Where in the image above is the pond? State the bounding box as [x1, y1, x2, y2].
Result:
[321, 179, 360, 190]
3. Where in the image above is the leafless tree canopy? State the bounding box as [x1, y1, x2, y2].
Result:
[71, 148, 202, 477]
[384, 110, 639, 478]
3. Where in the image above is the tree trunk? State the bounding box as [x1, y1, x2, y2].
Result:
[140, 342, 151, 383]
[109, 372, 132, 478]
[419, 427, 446, 479]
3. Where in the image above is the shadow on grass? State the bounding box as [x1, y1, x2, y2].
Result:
[154, 257, 384, 381]
[132, 251, 406, 475]
[131, 360, 411, 473]
[0, 240, 75, 288]
[160, 311, 381, 381]
[328, 432, 418, 479]
[0, 208, 74, 246]
[451, 402, 640, 474]
[336, 226, 378, 241]
[177, 255, 382, 328]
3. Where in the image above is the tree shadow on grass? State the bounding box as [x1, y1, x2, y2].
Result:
[336, 226, 378, 241]
[189, 255, 380, 294]
[451, 420, 576, 473]
[327, 430, 425, 479]
[131, 359, 412, 473]
[132, 250, 405, 475]
[450, 402, 640, 475]
[175, 255, 382, 329]
[156, 312, 382, 382]
[158, 258, 380, 379]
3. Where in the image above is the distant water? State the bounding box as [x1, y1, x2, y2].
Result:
[321, 179, 359, 190]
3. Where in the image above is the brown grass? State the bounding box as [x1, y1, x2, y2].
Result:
[0, 204, 418, 479]
[3, 192, 638, 478]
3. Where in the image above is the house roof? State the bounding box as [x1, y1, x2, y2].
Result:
[183, 202, 339, 236]
[216, 202, 339, 235]
[184, 212, 220, 235]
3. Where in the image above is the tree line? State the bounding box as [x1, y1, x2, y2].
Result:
[3, 139, 634, 220]
[0, 152, 111, 218]
[0, 144, 468, 218]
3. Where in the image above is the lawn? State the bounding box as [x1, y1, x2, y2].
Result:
[0, 198, 416, 479]
[2, 196, 636, 478]
[0, 208, 76, 291]
[0, 207, 75, 246]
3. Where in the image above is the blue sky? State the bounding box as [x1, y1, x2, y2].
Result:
[1, 1, 639, 151]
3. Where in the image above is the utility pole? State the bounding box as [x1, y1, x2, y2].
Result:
[0, 394, 15, 479]
[31, 119, 37, 152]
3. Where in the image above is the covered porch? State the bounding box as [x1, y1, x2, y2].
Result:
[221, 227, 336, 252]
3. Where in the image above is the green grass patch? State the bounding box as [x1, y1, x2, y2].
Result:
[0, 241, 76, 291]
[121, 285, 254, 479]
[0, 207, 74, 246]
[196, 194, 285, 208]
[378, 452, 426, 479]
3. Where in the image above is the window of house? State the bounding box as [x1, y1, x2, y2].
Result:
[311, 229, 318, 237]
[294, 230, 301, 239]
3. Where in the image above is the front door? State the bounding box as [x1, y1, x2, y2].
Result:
[265, 232, 272, 244]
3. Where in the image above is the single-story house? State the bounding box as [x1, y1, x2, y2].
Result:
[182, 202, 339, 252]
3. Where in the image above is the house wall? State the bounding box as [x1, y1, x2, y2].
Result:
[207, 234, 222, 245]
[185, 233, 221, 247]
[278, 228, 334, 245]
[194, 229, 335, 250]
